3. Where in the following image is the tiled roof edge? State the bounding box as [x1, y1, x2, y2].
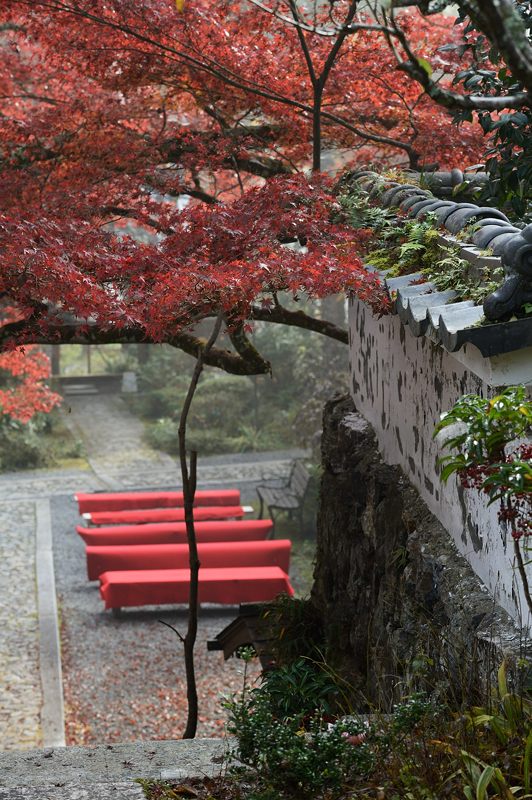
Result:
[342, 170, 532, 324]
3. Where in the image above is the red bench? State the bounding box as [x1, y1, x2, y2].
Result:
[83, 504, 252, 526]
[75, 489, 241, 514]
[76, 519, 274, 547]
[86, 539, 291, 581]
[99, 566, 294, 610]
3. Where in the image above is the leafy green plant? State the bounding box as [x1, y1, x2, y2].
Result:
[422, 247, 505, 305]
[338, 186, 397, 234]
[0, 408, 84, 471]
[434, 386, 532, 615]
[435, 387, 532, 472]
[225, 680, 373, 799]
[260, 658, 345, 720]
[342, 184, 508, 305]
[459, 663, 532, 799]
[363, 215, 441, 277]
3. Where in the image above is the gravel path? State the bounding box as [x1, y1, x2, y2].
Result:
[53, 494, 262, 744]
[0, 390, 310, 750]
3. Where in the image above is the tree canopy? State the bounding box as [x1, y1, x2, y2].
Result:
[2, 0, 521, 372]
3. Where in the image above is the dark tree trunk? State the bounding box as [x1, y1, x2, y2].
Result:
[179, 314, 224, 739]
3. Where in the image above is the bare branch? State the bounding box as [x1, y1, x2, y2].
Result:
[0, 319, 272, 375]
[158, 619, 185, 643]
[250, 304, 348, 343]
[227, 323, 272, 373]
[246, 0, 395, 36]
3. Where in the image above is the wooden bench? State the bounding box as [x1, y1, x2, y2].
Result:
[83, 504, 254, 526]
[75, 488, 241, 514]
[86, 539, 291, 581]
[256, 459, 310, 530]
[99, 566, 294, 610]
[76, 518, 274, 546]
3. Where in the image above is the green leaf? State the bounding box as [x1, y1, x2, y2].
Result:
[476, 765, 496, 799]
[417, 57, 433, 76]
[439, 462, 462, 482]
[452, 181, 469, 195]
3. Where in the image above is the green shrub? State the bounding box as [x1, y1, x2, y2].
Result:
[0, 410, 85, 472]
[145, 418, 242, 455]
[226, 684, 373, 799]
[0, 419, 49, 470]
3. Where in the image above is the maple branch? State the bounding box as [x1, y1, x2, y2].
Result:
[390, 0, 446, 11]
[227, 323, 272, 375]
[319, 1, 359, 86]
[0, 93, 61, 105]
[0, 23, 26, 31]
[250, 304, 348, 343]
[246, 0, 395, 36]
[287, 0, 317, 86]
[386, 5, 531, 111]
[99, 206, 175, 235]
[320, 107, 421, 167]
[18, 0, 313, 115]
[9, 0, 426, 167]
[149, 183, 219, 205]
[161, 126, 292, 179]
[0, 320, 271, 375]
[233, 155, 292, 178]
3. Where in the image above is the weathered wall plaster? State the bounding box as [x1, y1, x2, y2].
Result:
[348, 297, 532, 631]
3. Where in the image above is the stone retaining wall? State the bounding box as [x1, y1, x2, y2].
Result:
[311, 396, 529, 703]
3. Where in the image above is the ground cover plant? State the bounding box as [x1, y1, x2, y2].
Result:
[340, 184, 510, 309]
[139, 654, 532, 800]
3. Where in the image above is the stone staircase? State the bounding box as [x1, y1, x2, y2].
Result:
[0, 739, 228, 799]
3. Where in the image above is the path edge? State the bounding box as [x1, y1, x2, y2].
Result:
[35, 498, 66, 747]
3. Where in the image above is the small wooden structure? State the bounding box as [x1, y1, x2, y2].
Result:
[207, 602, 275, 669]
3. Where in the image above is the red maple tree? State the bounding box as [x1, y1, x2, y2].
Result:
[0, 309, 61, 424]
[0, 1, 484, 372]
[0, 1, 490, 741]
[0, 348, 60, 423]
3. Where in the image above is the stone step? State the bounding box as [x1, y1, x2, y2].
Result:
[63, 385, 100, 396]
[0, 739, 227, 789]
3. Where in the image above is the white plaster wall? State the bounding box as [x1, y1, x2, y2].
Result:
[348, 297, 532, 631]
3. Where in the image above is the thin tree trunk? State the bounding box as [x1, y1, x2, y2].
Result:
[178, 313, 224, 739]
[312, 86, 323, 172]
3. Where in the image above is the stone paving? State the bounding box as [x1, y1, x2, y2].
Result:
[0, 392, 307, 753]
[0, 501, 42, 751]
[0, 475, 102, 751]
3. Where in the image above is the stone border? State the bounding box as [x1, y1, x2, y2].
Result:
[35, 499, 65, 747]
[0, 738, 228, 788]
